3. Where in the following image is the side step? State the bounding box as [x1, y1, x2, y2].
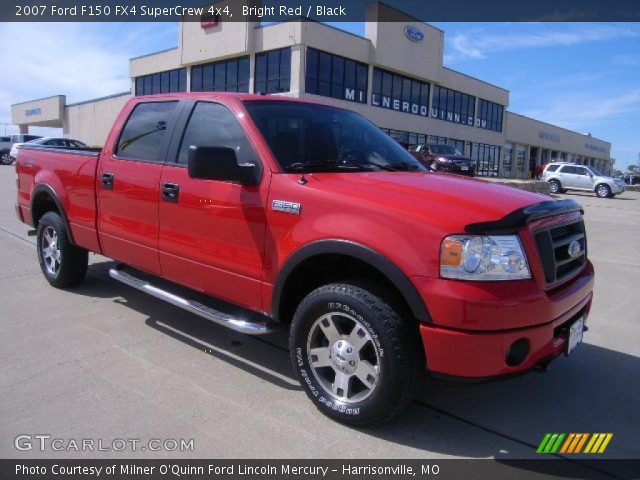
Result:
[108, 267, 276, 335]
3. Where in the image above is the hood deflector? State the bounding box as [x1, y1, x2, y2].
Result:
[465, 199, 583, 235]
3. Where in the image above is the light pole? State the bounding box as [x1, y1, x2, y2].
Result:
[1, 122, 11, 136]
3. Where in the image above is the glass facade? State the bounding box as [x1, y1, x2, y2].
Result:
[135, 68, 187, 96]
[191, 56, 250, 93]
[477, 98, 504, 132]
[471, 143, 501, 177]
[431, 85, 475, 126]
[305, 47, 368, 104]
[371, 67, 430, 117]
[380, 128, 427, 147]
[255, 47, 291, 94]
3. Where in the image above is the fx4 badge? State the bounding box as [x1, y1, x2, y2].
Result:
[272, 200, 301, 215]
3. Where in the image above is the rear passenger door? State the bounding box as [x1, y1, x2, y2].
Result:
[97, 100, 181, 275]
[559, 165, 578, 188]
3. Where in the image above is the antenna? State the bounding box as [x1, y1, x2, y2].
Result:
[298, 163, 308, 185]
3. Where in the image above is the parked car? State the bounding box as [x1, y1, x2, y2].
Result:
[0, 136, 11, 164]
[542, 162, 626, 198]
[408, 143, 476, 176]
[16, 93, 594, 426]
[2, 134, 42, 165]
[9, 136, 88, 164]
[622, 174, 640, 185]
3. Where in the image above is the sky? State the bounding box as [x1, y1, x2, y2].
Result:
[1, 21, 639, 171]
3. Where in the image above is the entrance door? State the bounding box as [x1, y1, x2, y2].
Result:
[158, 101, 268, 310]
[97, 100, 180, 275]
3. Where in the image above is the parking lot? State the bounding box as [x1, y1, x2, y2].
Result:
[0, 166, 638, 467]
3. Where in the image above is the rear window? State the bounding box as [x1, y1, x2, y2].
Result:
[116, 101, 177, 162]
[545, 164, 560, 172]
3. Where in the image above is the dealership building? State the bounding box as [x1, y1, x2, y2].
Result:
[11, 1, 614, 177]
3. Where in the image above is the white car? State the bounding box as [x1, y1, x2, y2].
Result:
[9, 136, 88, 164]
[542, 163, 626, 198]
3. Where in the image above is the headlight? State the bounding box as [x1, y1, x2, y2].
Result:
[440, 235, 531, 281]
[437, 156, 452, 163]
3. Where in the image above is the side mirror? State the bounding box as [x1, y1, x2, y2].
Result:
[187, 146, 258, 185]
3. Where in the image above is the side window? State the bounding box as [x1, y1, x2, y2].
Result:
[177, 102, 259, 167]
[561, 165, 575, 174]
[116, 101, 177, 162]
[574, 167, 589, 176]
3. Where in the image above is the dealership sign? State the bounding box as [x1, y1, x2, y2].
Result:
[25, 108, 42, 117]
[371, 94, 428, 116]
[404, 26, 424, 43]
[430, 108, 476, 126]
[539, 130, 561, 143]
[585, 143, 607, 154]
[344, 88, 366, 103]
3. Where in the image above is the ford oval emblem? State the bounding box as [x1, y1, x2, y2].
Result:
[404, 25, 424, 43]
[568, 240, 581, 259]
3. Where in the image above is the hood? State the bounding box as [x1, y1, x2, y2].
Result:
[311, 172, 549, 233]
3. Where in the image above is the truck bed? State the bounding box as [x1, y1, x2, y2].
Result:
[15, 144, 102, 254]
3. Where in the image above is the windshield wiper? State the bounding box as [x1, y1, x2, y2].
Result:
[284, 161, 363, 172]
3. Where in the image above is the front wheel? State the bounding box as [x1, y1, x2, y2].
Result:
[290, 283, 423, 426]
[37, 211, 88, 288]
[1, 153, 13, 165]
[596, 184, 612, 198]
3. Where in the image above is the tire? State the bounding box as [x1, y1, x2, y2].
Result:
[596, 184, 612, 198]
[548, 179, 561, 194]
[290, 282, 423, 426]
[36, 211, 88, 288]
[429, 160, 438, 172]
[1, 153, 12, 165]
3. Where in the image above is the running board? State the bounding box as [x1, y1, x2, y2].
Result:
[108, 267, 275, 335]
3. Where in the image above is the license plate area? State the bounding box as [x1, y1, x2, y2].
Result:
[460, 166, 469, 171]
[566, 316, 584, 356]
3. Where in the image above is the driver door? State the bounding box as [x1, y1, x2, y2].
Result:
[158, 100, 269, 310]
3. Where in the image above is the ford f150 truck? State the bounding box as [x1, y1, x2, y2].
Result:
[15, 93, 594, 426]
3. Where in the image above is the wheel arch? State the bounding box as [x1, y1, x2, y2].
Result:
[30, 184, 75, 243]
[272, 239, 431, 325]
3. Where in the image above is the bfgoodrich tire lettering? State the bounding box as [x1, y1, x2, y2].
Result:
[290, 283, 422, 426]
[37, 211, 88, 288]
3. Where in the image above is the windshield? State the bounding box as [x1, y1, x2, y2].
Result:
[244, 101, 426, 173]
[590, 167, 604, 176]
[430, 144, 461, 155]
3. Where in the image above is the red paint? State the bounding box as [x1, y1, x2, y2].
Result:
[15, 93, 595, 378]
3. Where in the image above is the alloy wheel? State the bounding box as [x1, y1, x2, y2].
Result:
[41, 226, 61, 276]
[306, 312, 381, 403]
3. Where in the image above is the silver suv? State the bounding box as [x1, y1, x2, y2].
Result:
[542, 163, 626, 198]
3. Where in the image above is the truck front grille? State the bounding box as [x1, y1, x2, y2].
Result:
[534, 219, 587, 287]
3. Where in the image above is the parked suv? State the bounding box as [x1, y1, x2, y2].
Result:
[542, 163, 625, 198]
[0, 136, 11, 164]
[3, 134, 42, 165]
[408, 144, 476, 176]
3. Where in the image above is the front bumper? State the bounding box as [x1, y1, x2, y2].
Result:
[612, 184, 626, 194]
[415, 261, 595, 378]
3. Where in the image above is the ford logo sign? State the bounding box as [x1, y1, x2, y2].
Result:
[404, 25, 424, 43]
[568, 240, 582, 259]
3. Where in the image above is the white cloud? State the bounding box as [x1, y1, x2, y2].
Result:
[445, 24, 640, 63]
[518, 87, 640, 131]
[0, 22, 176, 135]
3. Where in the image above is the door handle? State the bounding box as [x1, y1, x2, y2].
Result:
[101, 172, 114, 189]
[162, 183, 179, 203]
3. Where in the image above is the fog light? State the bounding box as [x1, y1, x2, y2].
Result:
[506, 338, 529, 367]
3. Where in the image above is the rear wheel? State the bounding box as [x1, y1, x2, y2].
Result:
[596, 184, 612, 198]
[290, 282, 422, 426]
[1, 153, 12, 165]
[548, 179, 561, 194]
[37, 211, 88, 288]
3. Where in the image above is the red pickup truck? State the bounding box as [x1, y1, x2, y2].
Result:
[16, 93, 594, 426]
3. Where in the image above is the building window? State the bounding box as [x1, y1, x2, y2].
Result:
[255, 47, 291, 94]
[380, 128, 427, 148]
[306, 47, 368, 104]
[191, 56, 250, 93]
[471, 143, 501, 177]
[477, 98, 504, 132]
[135, 68, 187, 96]
[371, 67, 429, 117]
[448, 138, 465, 155]
[431, 85, 475, 126]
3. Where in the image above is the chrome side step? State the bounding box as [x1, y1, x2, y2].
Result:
[108, 268, 276, 335]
